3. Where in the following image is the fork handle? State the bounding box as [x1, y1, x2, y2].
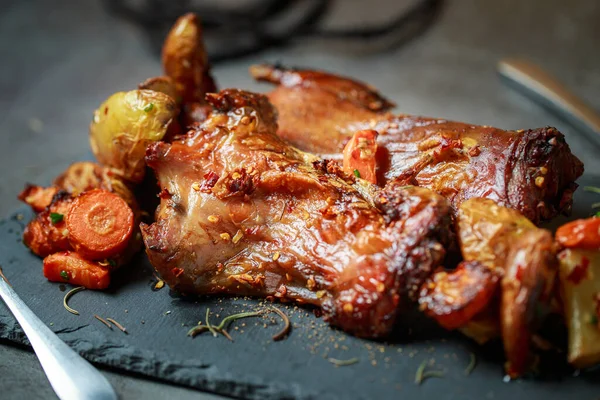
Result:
[0, 276, 118, 400]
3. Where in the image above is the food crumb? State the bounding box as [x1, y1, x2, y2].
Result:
[28, 117, 43, 133]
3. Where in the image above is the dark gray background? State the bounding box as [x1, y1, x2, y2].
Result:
[1, 0, 599, 399]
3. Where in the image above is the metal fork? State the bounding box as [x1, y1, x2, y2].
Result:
[0, 269, 118, 400]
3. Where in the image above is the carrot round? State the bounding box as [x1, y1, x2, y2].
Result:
[556, 217, 600, 250]
[66, 189, 134, 260]
[43, 251, 110, 289]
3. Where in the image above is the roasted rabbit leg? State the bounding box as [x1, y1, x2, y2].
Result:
[141, 89, 452, 338]
[251, 65, 584, 224]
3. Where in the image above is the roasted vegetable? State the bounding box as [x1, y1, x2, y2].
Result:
[556, 217, 600, 250]
[456, 198, 557, 377]
[44, 251, 110, 290]
[19, 162, 139, 214]
[89, 90, 178, 183]
[419, 261, 500, 330]
[18, 185, 59, 213]
[557, 217, 600, 369]
[23, 192, 73, 257]
[138, 76, 180, 102]
[501, 229, 557, 377]
[342, 129, 378, 184]
[66, 189, 135, 260]
[162, 13, 216, 104]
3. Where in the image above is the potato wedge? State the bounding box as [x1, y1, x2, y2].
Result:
[162, 13, 216, 104]
[456, 198, 557, 376]
[89, 90, 178, 183]
[558, 248, 600, 369]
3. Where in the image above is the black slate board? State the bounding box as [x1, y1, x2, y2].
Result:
[1, 176, 600, 400]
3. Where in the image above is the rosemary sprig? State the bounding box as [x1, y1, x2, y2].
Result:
[205, 308, 219, 337]
[415, 360, 445, 385]
[188, 308, 269, 341]
[63, 286, 85, 315]
[328, 357, 359, 367]
[464, 353, 476, 376]
[584, 186, 600, 195]
[270, 307, 291, 341]
[106, 318, 127, 334]
[94, 315, 112, 329]
[214, 310, 264, 331]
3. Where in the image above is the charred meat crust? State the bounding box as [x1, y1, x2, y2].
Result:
[142, 89, 451, 338]
[252, 65, 584, 224]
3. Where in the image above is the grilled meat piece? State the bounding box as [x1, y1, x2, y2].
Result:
[251, 65, 584, 224]
[141, 89, 452, 338]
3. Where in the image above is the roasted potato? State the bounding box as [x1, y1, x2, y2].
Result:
[501, 228, 557, 377]
[557, 216, 600, 369]
[89, 90, 178, 183]
[162, 13, 216, 104]
[456, 198, 557, 377]
[458, 198, 536, 266]
[138, 76, 180, 103]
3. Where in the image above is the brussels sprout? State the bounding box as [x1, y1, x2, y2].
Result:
[89, 89, 178, 183]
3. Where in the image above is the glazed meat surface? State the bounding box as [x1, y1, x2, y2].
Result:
[251, 65, 584, 223]
[141, 89, 452, 338]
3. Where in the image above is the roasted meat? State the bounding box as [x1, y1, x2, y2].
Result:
[251, 65, 584, 223]
[141, 89, 452, 338]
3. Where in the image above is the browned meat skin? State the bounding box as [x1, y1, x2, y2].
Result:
[250, 65, 584, 224]
[141, 89, 452, 338]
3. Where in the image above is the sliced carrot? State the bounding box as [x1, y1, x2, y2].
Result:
[556, 217, 600, 250]
[43, 251, 110, 289]
[342, 129, 378, 184]
[66, 189, 134, 260]
[18, 185, 59, 212]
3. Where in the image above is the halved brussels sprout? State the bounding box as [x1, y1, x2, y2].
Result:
[89, 89, 178, 183]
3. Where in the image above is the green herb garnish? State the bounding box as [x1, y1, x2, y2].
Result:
[107, 259, 117, 267]
[50, 212, 64, 224]
[328, 357, 359, 367]
[63, 286, 85, 315]
[187, 308, 266, 341]
[464, 353, 477, 375]
[584, 186, 600, 195]
[415, 359, 445, 385]
[60, 270, 70, 281]
[596, 211, 600, 218]
[353, 169, 361, 178]
[143, 103, 154, 112]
